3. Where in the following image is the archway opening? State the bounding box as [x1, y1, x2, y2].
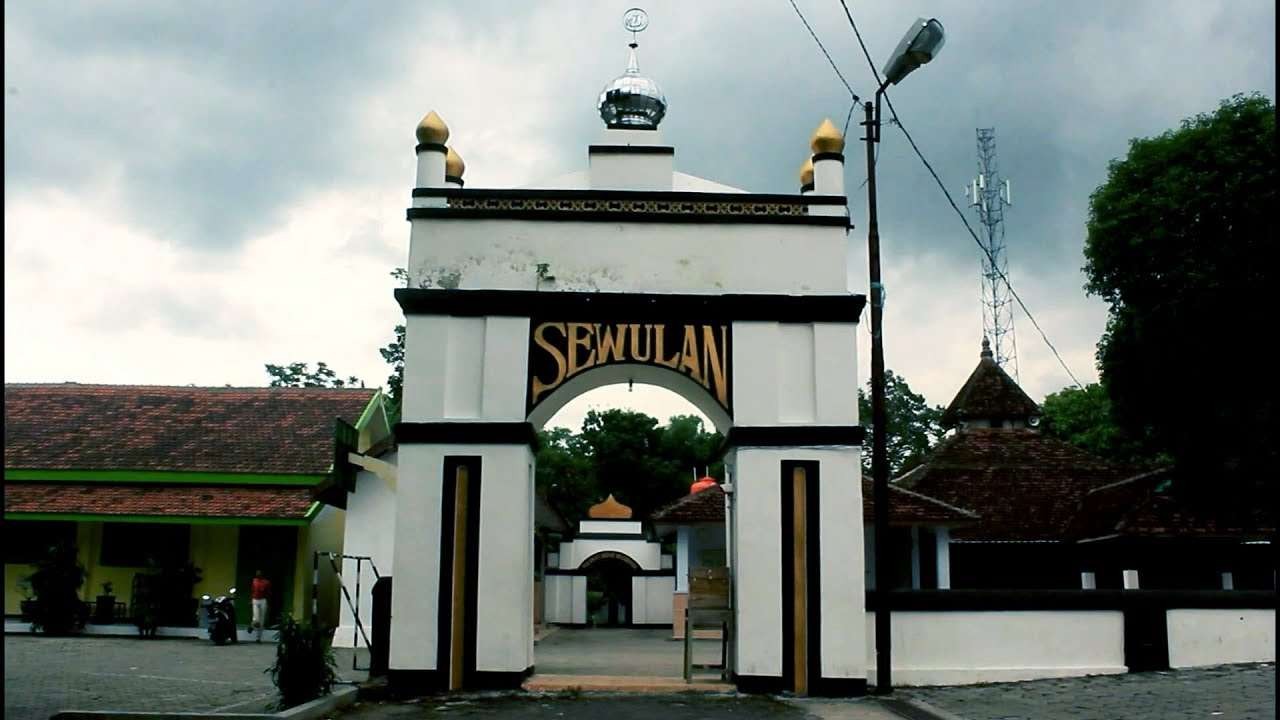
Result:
[530, 378, 731, 683]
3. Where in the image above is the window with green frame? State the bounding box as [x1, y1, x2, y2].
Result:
[4, 520, 77, 564]
[99, 523, 190, 567]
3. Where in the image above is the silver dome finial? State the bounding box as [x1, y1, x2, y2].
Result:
[598, 8, 666, 129]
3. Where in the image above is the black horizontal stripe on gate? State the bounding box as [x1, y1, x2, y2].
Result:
[728, 425, 865, 448]
[394, 422, 537, 447]
[395, 289, 866, 323]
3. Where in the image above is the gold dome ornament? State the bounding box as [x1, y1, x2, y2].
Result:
[799, 156, 815, 187]
[445, 147, 465, 178]
[809, 117, 845, 154]
[587, 494, 633, 519]
[415, 110, 450, 145]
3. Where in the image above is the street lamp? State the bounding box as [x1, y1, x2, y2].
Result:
[865, 16, 945, 696]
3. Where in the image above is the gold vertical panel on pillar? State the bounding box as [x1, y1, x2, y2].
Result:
[792, 465, 808, 696]
[450, 465, 469, 691]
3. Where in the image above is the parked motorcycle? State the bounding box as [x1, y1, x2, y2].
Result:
[201, 587, 239, 645]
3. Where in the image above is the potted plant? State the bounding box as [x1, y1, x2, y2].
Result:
[16, 579, 37, 622]
[25, 541, 88, 635]
[94, 581, 116, 624]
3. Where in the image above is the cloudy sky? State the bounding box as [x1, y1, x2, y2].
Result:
[5, 1, 1275, 432]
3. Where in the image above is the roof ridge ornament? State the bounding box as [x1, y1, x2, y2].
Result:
[598, 8, 667, 129]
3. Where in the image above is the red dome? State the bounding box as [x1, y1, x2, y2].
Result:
[690, 476, 718, 494]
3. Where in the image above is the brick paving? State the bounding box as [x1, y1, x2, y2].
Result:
[904, 663, 1276, 720]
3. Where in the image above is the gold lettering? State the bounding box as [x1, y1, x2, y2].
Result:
[629, 323, 652, 362]
[566, 322, 596, 378]
[530, 322, 568, 403]
[679, 325, 703, 385]
[653, 324, 680, 368]
[595, 323, 626, 363]
[702, 325, 729, 408]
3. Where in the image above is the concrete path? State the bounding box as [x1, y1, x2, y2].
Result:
[533, 627, 725, 679]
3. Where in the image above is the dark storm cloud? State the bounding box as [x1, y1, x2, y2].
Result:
[2, 1, 479, 250]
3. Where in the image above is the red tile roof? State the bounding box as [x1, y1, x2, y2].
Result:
[1068, 469, 1275, 541]
[895, 428, 1134, 541]
[5, 483, 316, 520]
[863, 478, 978, 526]
[650, 479, 977, 526]
[941, 340, 1040, 428]
[4, 384, 376, 475]
[652, 485, 726, 523]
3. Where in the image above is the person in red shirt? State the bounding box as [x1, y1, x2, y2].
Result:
[250, 570, 272, 643]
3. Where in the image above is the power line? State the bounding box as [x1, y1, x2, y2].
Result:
[787, 0, 860, 104]
[835, 0, 1083, 388]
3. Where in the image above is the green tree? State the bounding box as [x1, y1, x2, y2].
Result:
[537, 410, 724, 523]
[1084, 93, 1275, 501]
[1040, 383, 1159, 465]
[264, 362, 362, 388]
[858, 370, 944, 476]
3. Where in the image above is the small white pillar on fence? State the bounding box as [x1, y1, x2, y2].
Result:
[1081, 571, 1097, 590]
[1221, 572, 1234, 590]
[1122, 569, 1140, 589]
[935, 527, 951, 589]
[909, 526, 922, 590]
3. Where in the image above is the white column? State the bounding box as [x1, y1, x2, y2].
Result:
[1123, 569, 1140, 589]
[909, 526, 922, 590]
[1081, 571, 1097, 590]
[935, 527, 951, 590]
[1221, 572, 1234, 590]
[676, 526, 691, 593]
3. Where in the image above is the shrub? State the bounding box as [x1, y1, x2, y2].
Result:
[267, 614, 337, 709]
[25, 541, 87, 635]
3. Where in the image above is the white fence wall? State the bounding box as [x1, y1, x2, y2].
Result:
[865, 611, 1127, 686]
[1166, 609, 1276, 668]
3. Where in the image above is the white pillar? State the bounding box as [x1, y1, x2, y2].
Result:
[1081, 571, 1097, 590]
[1221, 572, 1234, 590]
[935, 527, 951, 589]
[676, 526, 691, 593]
[810, 154, 846, 217]
[909, 526, 922, 590]
[1122, 569, 1140, 589]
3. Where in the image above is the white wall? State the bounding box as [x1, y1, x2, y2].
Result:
[1167, 609, 1276, 668]
[475, 445, 536, 673]
[578, 520, 642, 535]
[865, 611, 1127, 686]
[631, 576, 676, 625]
[558, 538, 663, 571]
[334, 453, 397, 648]
[731, 446, 864, 681]
[388, 444, 445, 671]
[407, 219, 849, 296]
[542, 574, 586, 625]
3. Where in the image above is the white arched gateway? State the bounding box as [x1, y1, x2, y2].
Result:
[379, 31, 867, 697]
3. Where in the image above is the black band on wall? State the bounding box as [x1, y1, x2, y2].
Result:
[395, 422, 537, 447]
[415, 142, 448, 154]
[812, 152, 845, 163]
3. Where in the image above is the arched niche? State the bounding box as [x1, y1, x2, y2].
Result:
[579, 550, 642, 572]
[526, 362, 732, 434]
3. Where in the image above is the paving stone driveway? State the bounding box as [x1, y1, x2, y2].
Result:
[4, 634, 287, 719]
[905, 663, 1276, 720]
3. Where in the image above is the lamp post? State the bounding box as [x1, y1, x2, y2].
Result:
[864, 17, 945, 696]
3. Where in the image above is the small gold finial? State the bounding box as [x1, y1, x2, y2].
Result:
[445, 146, 465, 177]
[810, 117, 845, 154]
[416, 111, 450, 144]
[588, 494, 633, 519]
[799, 156, 815, 186]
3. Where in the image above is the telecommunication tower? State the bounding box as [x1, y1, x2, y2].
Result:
[966, 127, 1018, 381]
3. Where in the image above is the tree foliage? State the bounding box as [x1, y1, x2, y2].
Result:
[1084, 93, 1275, 500]
[858, 370, 944, 476]
[535, 410, 724, 523]
[26, 541, 87, 635]
[1040, 383, 1160, 466]
[264, 362, 362, 389]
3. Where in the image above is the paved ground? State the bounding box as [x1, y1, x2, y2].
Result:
[904, 663, 1276, 720]
[534, 627, 725, 678]
[3, 633, 369, 720]
[341, 695, 811, 720]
